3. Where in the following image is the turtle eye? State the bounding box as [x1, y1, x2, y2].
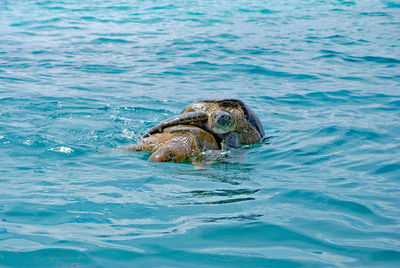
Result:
[211, 110, 235, 134]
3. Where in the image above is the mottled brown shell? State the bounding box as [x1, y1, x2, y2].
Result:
[163, 125, 220, 151]
[120, 125, 219, 162]
[181, 98, 264, 145]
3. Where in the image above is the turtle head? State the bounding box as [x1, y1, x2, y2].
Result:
[209, 110, 236, 134]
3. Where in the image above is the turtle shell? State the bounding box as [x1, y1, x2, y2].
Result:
[182, 98, 265, 139]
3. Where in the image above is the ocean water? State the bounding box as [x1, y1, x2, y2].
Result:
[1, 0, 400, 267]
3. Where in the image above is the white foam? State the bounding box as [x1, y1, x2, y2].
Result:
[48, 146, 73, 154]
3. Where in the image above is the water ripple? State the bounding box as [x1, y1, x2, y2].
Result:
[1, 0, 400, 266]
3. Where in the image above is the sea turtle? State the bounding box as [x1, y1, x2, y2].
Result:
[144, 98, 264, 149]
[119, 125, 219, 162]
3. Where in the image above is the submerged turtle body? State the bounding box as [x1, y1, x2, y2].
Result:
[121, 99, 264, 162]
[145, 98, 264, 149]
[120, 125, 219, 162]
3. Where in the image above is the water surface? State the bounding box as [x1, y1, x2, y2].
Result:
[1, 0, 400, 267]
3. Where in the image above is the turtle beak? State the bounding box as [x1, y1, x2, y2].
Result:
[144, 111, 208, 137]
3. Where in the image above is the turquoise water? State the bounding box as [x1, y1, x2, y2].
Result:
[1, 0, 400, 267]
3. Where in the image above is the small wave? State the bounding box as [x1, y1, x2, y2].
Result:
[48, 146, 73, 154]
[74, 64, 130, 74]
[105, 6, 132, 11]
[374, 162, 400, 175]
[338, 76, 367, 81]
[271, 190, 381, 218]
[341, 55, 400, 64]
[233, 64, 319, 80]
[188, 188, 260, 197]
[386, 1, 400, 8]
[260, 9, 280, 14]
[315, 50, 400, 65]
[0, 248, 95, 267]
[90, 37, 136, 44]
[361, 56, 400, 64]
[146, 4, 178, 10]
[213, 33, 240, 40]
[359, 12, 388, 17]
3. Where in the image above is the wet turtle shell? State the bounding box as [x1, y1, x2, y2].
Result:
[118, 125, 219, 162]
[144, 98, 264, 147]
[182, 98, 265, 139]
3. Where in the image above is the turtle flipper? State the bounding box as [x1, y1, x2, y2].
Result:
[117, 144, 156, 152]
[221, 132, 239, 149]
[116, 132, 173, 152]
[144, 111, 207, 137]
